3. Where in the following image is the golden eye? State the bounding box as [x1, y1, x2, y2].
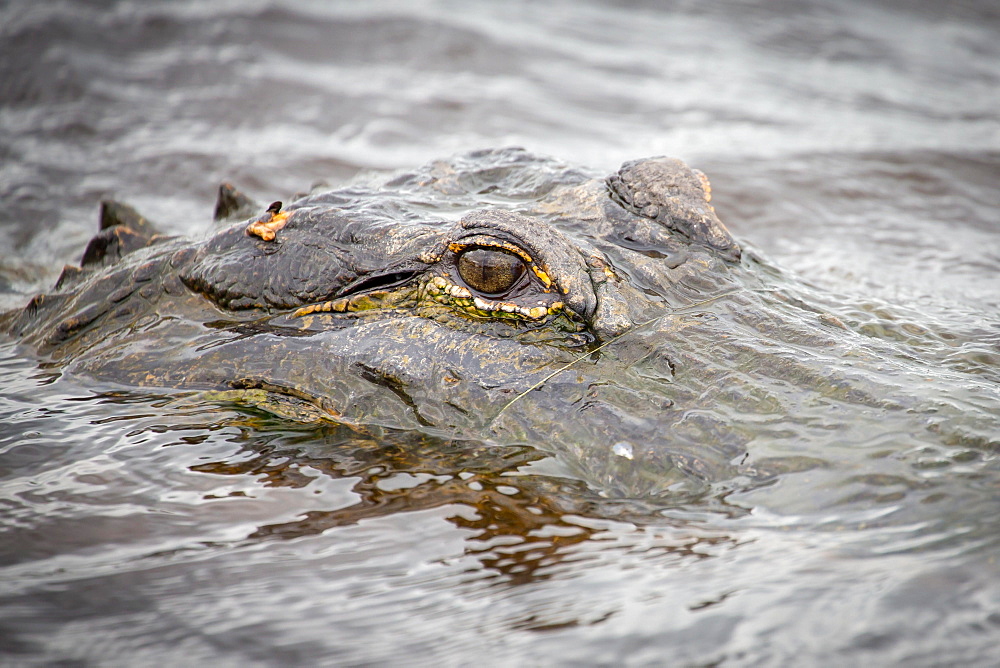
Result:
[456, 248, 526, 296]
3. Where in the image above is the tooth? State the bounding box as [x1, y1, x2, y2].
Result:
[528, 306, 547, 319]
[473, 296, 493, 311]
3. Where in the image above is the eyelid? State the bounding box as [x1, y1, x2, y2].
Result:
[448, 238, 533, 264]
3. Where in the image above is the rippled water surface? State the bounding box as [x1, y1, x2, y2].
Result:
[2, 1, 999, 665]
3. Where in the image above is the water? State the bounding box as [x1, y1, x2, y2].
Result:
[1, 0, 999, 664]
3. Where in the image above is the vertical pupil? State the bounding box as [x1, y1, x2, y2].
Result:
[457, 248, 526, 295]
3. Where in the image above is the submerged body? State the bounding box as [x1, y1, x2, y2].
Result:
[2, 149, 992, 497]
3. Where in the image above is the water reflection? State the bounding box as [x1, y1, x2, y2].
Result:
[183, 417, 742, 586]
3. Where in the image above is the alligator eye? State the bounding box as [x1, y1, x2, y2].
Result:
[456, 248, 526, 296]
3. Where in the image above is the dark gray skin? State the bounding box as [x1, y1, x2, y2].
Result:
[1, 148, 930, 498]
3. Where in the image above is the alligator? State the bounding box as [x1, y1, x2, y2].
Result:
[2, 148, 986, 499]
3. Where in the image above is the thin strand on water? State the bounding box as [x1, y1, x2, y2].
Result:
[489, 290, 738, 423]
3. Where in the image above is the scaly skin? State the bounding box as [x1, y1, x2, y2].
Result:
[5, 148, 967, 498]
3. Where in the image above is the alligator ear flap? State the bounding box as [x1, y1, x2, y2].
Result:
[213, 182, 259, 223]
[608, 158, 741, 262]
[80, 200, 166, 268]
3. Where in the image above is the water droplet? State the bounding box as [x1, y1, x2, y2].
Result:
[612, 441, 634, 460]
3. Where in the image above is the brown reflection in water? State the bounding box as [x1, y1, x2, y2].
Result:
[190, 420, 740, 584]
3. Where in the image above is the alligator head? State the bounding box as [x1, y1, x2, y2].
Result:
[3, 148, 928, 498]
